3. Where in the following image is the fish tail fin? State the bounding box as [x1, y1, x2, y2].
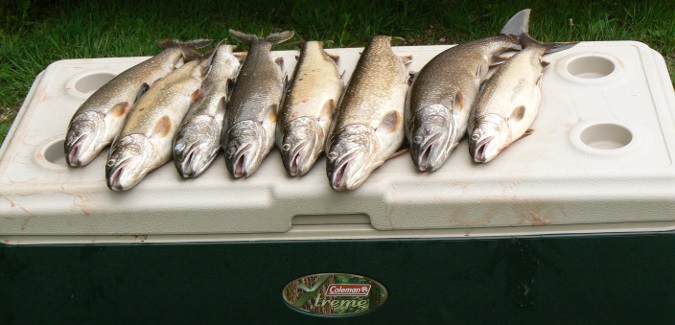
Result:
[265, 30, 295, 45]
[229, 29, 261, 45]
[157, 39, 213, 49]
[520, 33, 579, 53]
[500, 9, 530, 37]
[179, 45, 204, 62]
[157, 38, 212, 61]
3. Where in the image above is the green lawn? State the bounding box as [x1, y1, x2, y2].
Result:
[1, 0, 673, 144]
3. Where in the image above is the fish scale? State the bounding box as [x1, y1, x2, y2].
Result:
[405, 9, 529, 172]
[325, 35, 409, 191]
[276, 41, 344, 177]
[222, 29, 294, 178]
[64, 40, 209, 167]
[105, 58, 210, 191]
[173, 43, 242, 178]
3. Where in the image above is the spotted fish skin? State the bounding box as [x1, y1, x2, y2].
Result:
[64, 39, 211, 167]
[276, 41, 343, 177]
[221, 29, 294, 179]
[106, 58, 210, 191]
[173, 43, 242, 178]
[468, 34, 578, 163]
[406, 9, 530, 172]
[325, 36, 409, 191]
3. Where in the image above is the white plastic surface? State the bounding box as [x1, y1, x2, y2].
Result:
[1, 41, 674, 244]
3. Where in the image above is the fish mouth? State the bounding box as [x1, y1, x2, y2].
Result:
[107, 159, 132, 191]
[472, 136, 494, 163]
[329, 152, 357, 191]
[174, 141, 218, 178]
[286, 142, 308, 177]
[65, 134, 88, 167]
[231, 144, 252, 179]
[415, 133, 441, 172]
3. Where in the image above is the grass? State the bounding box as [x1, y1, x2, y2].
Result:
[1, 0, 673, 144]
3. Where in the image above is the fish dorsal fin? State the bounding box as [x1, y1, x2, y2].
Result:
[275, 57, 284, 70]
[376, 111, 401, 133]
[233, 52, 248, 64]
[500, 9, 530, 37]
[135, 83, 150, 103]
[540, 58, 551, 68]
[111, 102, 129, 117]
[326, 52, 340, 64]
[152, 116, 172, 137]
[507, 105, 526, 124]
[452, 90, 465, 112]
[399, 55, 413, 66]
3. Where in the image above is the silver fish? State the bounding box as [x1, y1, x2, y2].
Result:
[326, 36, 410, 191]
[406, 9, 530, 172]
[222, 29, 294, 178]
[276, 41, 343, 177]
[106, 58, 210, 191]
[64, 39, 211, 167]
[468, 34, 577, 163]
[173, 42, 242, 178]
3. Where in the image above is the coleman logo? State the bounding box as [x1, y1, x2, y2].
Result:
[282, 273, 387, 317]
[326, 284, 371, 296]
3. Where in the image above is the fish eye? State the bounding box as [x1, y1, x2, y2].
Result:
[107, 159, 116, 167]
[227, 147, 236, 155]
[413, 136, 423, 144]
[282, 144, 291, 151]
[471, 133, 480, 141]
[327, 151, 338, 161]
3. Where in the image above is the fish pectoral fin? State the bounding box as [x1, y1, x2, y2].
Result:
[386, 147, 410, 161]
[376, 111, 402, 134]
[319, 99, 337, 118]
[452, 90, 465, 112]
[219, 96, 228, 112]
[507, 105, 526, 124]
[399, 55, 413, 66]
[152, 116, 172, 137]
[523, 128, 534, 137]
[135, 83, 150, 103]
[191, 88, 201, 102]
[265, 104, 279, 124]
[111, 102, 130, 117]
[226, 79, 235, 97]
[491, 52, 517, 65]
[408, 71, 418, 84]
